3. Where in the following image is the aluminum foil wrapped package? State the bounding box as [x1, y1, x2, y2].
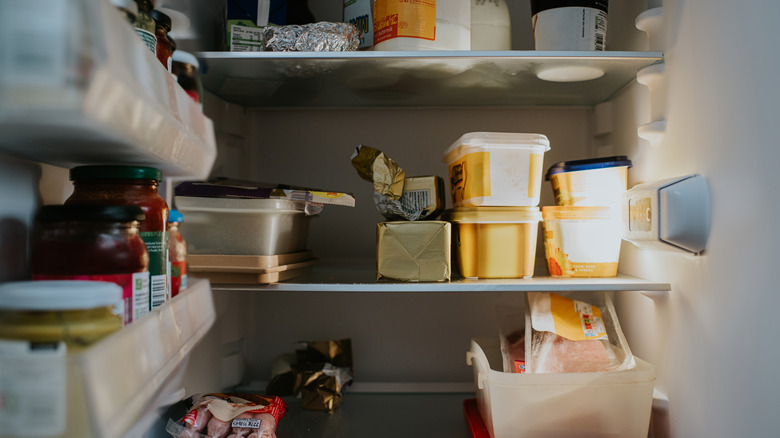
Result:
[263, 22, 360, 52]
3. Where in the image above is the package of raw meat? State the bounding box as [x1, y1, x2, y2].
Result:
[165, 393, 287, 438]
[525, 291, 636, 374]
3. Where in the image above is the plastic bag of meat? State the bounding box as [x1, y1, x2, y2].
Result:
[526, 291, 636, 374]
[165, 393, 287, 438]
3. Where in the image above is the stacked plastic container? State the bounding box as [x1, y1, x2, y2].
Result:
[541, 156, 632, 277]
[443, 132, 551, 278]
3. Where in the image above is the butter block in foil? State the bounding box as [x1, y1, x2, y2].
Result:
[263, 22, 360, 52]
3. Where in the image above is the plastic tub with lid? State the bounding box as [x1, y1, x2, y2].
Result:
[542, 206, 622, 277]
[444, 132, 551, 208]
[545, 155, 632, 212]
[175, 196, 314, 255]
[447, 207, 541, 278]
[0, 281, 123, 351]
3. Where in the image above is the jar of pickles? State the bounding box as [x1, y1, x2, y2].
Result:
[0, 281, 123, 351]
[65, 165, 169, 312]
[31, 205, 150, 325]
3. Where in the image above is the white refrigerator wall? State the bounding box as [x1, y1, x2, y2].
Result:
[612, 1, 780, 437]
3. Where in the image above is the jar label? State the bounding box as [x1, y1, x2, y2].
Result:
[374, 0, 437, 44]
[140, 231, 169, 310]
[135, 28, 157, 53]
[171, 260, 187, 298]
[0, 341, 66, 435]
[33, 272, 150, 325]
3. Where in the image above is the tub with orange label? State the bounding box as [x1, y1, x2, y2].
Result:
[443, 132, 551, 208]
[542, 206, 621, 277]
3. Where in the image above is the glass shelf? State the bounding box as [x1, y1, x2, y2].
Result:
[198, 50, 662, 108]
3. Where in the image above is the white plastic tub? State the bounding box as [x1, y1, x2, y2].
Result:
[542, 206, 622, 277]
[443, 132, 551, 207]
[174, 196, 314, 255]
[466, 337, 655, 438]
[545, 156, 632, 212]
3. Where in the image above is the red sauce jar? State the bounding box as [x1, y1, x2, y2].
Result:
[167, 209, 187, 298]
[65, 165, 170, 310]
[31, 205, 150, 325]
[150, 9, 173, 72]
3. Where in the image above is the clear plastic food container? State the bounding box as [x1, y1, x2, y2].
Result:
[444, 132, 551, 207]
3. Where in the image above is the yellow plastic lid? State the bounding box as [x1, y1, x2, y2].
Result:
[446, 206, 542, 223]
[542, 206, 613, 220]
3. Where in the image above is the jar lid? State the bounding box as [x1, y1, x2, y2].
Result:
[545, 156, 632, 180]
[168, 209, 183, 223]
[70, 165, 163, 181]
[150, 9, 172, 31]
[36, 205, 146, 223]
[0, 281, 122, 310]
[172, 50, 199, 68]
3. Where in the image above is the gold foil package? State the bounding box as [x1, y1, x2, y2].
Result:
[376, 221, 451, 282]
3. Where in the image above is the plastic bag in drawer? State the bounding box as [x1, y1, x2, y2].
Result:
[525, 291, 636, 374]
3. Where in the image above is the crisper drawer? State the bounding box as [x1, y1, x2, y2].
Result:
[466, 337, 655, 438]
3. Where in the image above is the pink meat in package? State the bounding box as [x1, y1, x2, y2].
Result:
[166, 393, 287, 438]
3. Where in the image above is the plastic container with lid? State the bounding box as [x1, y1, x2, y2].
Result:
[444, 132, 551, 207]
[545, 155, 632, 213]
[373, 0, 471, 50]
[0, 281, 123, 351]
[447, 207, 541, 278]
[167, 209, 187, 297]
[31, 205, 150, 325]
[65, 165, 169, 310]
[541, 206, 622, 277]
[174, 196, 314, 256]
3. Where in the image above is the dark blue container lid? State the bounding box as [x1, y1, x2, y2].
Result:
[545, 156, 632, 181]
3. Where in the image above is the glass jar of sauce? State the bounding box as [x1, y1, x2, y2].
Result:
[0, 281, 123, 351]
[167, 209, 188, 298]
[150, 9, 173, 72]
[133, 0, 157, 53]
[64, 165, 169, 311]
[172, 50, 202, 105]
[31, 205, 150, 325]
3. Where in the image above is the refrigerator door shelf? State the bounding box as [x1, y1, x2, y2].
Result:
[0, 0, 216, 179]
[623, 174, 711, 254]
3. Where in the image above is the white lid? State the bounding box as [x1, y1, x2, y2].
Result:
[0, 281, 122, 310]
[172, 50, 199, 68]
[443, 132, 551, 162]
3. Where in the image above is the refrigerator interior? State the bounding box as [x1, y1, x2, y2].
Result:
[2, 0, 779, 436]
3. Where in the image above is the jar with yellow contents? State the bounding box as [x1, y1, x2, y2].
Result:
[0, 281, 123, 352]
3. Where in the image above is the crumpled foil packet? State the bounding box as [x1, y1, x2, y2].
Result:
[264, 22, 360, 52]
[266, 338, 353, 413]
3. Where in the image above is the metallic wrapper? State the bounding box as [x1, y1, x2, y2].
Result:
[376, 221, 451, 282]
[263, 22, 360, 52]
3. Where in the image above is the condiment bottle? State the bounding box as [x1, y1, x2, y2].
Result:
[133, 0, 157, 53]
[151, 9, 173, 72]
[65, 165, 170, 312]
[167, 209, 188, 298]
[31, 205, 150, 325]
[0, 281, 123, 351]
[172, 50, 202, 104]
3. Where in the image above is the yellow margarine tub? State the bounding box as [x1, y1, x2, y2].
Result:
[448, 207, 541, 278]
[542, 206, 622, 277]
[443, 132, 551, 207]
[0, 280, 122, 351]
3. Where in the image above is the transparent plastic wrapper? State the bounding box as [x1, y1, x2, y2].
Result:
[497, 305, 526, 373]
[526, 291, 636, 374]
[166, 393, 287, 438]
[263, 22, 360, 52]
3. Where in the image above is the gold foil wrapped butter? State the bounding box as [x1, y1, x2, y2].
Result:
[376, 221, 451, 282]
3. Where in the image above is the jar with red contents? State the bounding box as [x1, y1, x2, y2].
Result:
[150, 9, 173, 72]
[167, 209, 187, 298]
[65, 165, 170, 310]
[31, 205, 150, 325]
